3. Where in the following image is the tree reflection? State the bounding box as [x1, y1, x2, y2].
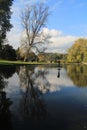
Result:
[18, 66, 50, 120]
[0, 69, 13, 130]
[65, 65, 87, 87]
[0, 65, 16, 79]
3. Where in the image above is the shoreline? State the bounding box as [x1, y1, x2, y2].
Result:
[0, 60, 86, 66]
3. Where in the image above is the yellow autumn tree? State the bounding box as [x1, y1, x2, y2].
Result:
[67, 38, 87, 63]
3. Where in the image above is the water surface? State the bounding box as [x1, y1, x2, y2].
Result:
[0, 64, 87, 130]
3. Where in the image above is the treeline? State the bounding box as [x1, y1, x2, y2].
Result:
[16, 49, 66, 63]
[1, 37, 87, 63]
[38, 53, 66, 63]
[0, 44, 66, 62]
[11, 38, 87, 63]
[1, 38, 87, 63]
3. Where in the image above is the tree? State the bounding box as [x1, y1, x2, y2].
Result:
[0, 0, 13, 56]
[20, 3, 49, 61]
[2, 44, 17, 60]
[67, 38, 87, 63]
[27, 51, 37, 61]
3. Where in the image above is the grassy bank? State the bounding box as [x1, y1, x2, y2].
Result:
[0, 60, 84, 66]
[0, 60, 58, 66]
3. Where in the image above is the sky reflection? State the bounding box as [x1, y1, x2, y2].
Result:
[1, 65, 87, 130]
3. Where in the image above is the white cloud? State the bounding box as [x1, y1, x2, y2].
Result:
[43, 28, 78, 53]
[45, 68, 74, 92]
[43, 28, 62, 37]
[7, 27, 79, 52]
[7, 27, 21, 49]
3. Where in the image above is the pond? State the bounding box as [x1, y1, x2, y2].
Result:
[0, 64, 87, 130]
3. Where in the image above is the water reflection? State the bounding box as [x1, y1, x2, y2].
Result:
[57, 68, 61, 78]
[0, 66, 15, 130]
[65, 64, 87, 87]
[57, 60, 62, 78]
[1, 65, 87, 130]
[0, 91, 12, 130]
[0, 65, 16, 79]
[18, 66, 50, 120]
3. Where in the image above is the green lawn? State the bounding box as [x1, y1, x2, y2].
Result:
[0, 60, 58, 65]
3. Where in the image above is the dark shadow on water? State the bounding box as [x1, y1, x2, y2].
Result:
[0, 92, 12, 130]
[0, 75, 13, 130]
[0, 65, 16, 79]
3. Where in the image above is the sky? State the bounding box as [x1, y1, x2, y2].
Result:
[7, 0, 87, 53]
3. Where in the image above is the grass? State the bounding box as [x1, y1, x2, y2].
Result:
[0, 60, 58, 66]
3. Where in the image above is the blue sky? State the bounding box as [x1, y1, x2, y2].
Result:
[7, 0, 87, 53]
[47, 0, 87, 36]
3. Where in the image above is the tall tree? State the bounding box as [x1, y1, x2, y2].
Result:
[0, 0, 13, 56]
[20, 3, 49, 61]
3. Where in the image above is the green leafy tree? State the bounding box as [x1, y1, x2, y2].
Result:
[0, 0, 13, 57]
[2, 44, 17, 60]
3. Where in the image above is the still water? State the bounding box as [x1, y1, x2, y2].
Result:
[0, 64, 87, 130]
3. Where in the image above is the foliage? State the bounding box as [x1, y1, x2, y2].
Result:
[17, 48, 38, 61]
[38, 53, 65, 63]
[0, 0, 13, 44]
[0, 0, 13, 59]
[67, 38, 87, 63]
[2, 44, 17, 60]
